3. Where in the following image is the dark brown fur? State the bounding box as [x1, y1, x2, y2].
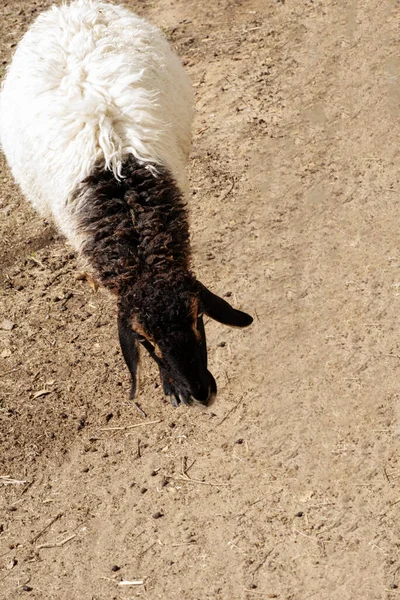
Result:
[74, 156, 192, 295]
[74, 157, 199, 336]
[71, 155, 252, 406]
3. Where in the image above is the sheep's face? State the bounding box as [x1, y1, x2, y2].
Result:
[132, 296, 216, 407]
[118, 279, 253, 408]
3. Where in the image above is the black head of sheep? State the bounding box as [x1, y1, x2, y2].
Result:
[118, 276, 252, 406]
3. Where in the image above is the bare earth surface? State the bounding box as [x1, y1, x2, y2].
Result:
[1, 0, 400, 598]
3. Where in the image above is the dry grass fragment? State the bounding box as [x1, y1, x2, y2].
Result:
[0, 475, 26, 485]
[100, 419, 162, 432]
[169, 456, 230, 487]
[32, 389, 51, 399]
[30, 512, 63, 544]
[37, 534, 76, 550]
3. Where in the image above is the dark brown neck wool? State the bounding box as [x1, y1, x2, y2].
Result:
[73, 156, 192, 295]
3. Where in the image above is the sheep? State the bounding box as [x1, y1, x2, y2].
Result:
[0, 0, 253, 407]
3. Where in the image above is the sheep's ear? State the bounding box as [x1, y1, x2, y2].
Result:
[117, 310, 139, 399]
[198, 283, 253, 328]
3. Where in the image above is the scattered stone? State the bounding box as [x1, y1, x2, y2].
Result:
[7, 558, 17, 569]
[152, 511, 164, 519]
[1, 319, 15, 331]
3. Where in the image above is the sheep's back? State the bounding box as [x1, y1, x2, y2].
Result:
[0, 0, 193, 243]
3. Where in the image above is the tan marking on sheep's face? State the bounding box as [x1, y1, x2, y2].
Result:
[190, 297, 202, 341]
[131, 315, 163, 358]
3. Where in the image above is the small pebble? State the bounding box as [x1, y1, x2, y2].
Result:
[152, 511, 164, 519]
[22, 586, 33, 592]
[7, 558, 17, 569]
[140, 487, 148, 494]
[295, 511, 304, 517]
[111, 565, 120, 572]
[150, 470, 158, 477]
[1, 319, 15, 331]
[236, 438, 244, 444]
[105, 413, 113, 422]
[82, 467, 89, 473]
[218, 341, 226, 347]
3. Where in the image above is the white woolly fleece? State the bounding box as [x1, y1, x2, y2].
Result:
[0, 0, 194, 247]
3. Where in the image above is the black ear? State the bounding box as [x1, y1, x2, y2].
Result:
[117, 310, 139, 399]
[199, 283, 253, 328]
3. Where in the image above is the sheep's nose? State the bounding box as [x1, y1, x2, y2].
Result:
[192, 372, 217, 406]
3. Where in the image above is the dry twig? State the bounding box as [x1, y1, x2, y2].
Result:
[29, 255, 46, 269]
[30, 512, 63, 544]
[219, 177, 236, 202]
[171, 456, 229, 487]
[0, 367, 19, 378]
[100, 419, 162, 432]
[216, 395, 245, 427]
[37, 534, 76, 550]
[133, 402, 147, 418]
[0, 476, 26, 485]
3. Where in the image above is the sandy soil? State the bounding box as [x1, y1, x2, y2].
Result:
[1, 0, 400, 598]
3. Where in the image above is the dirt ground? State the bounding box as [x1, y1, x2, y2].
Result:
[2, 0, 400, 598]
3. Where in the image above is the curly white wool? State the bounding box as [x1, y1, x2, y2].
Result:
[0, 0, 193, 246]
